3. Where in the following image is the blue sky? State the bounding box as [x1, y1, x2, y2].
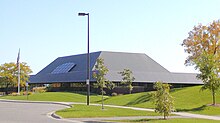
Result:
[1, 0, 220, 74]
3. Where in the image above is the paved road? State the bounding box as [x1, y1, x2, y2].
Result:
[0, 101, 74, 123]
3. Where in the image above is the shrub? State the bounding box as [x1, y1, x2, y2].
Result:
[19, 91, 24, 95]
[23, 91, 33, 95]
[10, 92, 20, 96]
[0, 92, 6, 96]
[33, 87, 46, 93]
[111, 92, 118, 96]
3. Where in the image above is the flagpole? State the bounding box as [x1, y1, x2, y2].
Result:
[17, 49, 20, 95]
[18, 61, 20, 94]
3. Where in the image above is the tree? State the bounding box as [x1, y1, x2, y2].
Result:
[182, 20, 220, 105]
[195, 52, 220, 105]
[0, 62, 32, 94]
[93, 58, 114, 109]
[118, 69, 135, 94]
[153, 82, 174, 120]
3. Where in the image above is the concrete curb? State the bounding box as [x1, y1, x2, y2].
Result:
[51, 111, 62, 119]
[0, 99, 73, 107]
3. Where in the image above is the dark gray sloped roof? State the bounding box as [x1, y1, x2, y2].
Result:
[171, 73, 202, 84]
[101, 71, 202, 84]
[98, 51, 170, 73]
[30, 71, 95, 83]
[29, 51, 202, 84]
[30, 52, 101, 83]
[105, 71, 173, 82]
[36, 52, 101, 75]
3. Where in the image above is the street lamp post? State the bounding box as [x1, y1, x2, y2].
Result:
[78, 12, 90, 105]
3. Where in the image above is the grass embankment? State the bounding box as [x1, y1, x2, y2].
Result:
[172, 86, 220, 115]
[111, 118, 220, 123]
[56, 104, 158, 118]
[1, 85, 220, 115]
[0, 92, 101, 103]
[103, 86, 220, 115]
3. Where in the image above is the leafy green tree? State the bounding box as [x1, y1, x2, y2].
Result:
[118, 69, 135, 94]
[93, 58, 114, 109]
[153, 81, 174, 120]
[182, 20, 220, 105]
[0, 62, 32, 94]
[195, 52, 220, 105]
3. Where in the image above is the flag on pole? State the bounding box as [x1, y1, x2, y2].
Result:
[17, 49, 20, 68]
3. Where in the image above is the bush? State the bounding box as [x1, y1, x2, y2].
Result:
[33, 87, 46, 93]
[22, 91, 32, 95]
[0, 92, 6, 96]
[111, 92, 118, 96]
[19, 91, 24, 95]
[9, 92, 20, 96]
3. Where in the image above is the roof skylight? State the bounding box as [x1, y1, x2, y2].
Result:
[51, 62, 76, 74]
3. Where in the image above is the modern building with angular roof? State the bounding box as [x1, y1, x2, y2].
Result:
[29, 51, 202, 84]
[29, 51, 202, 92]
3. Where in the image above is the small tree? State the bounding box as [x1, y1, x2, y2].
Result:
[195, 52, 220, 105]
[93, 58, 114, 109]
[0, 62, 32, 94]
[153, 81, 174, 120]
[118, 69, 135, 94]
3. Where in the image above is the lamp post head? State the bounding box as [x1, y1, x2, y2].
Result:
[78, 13, 89, 16]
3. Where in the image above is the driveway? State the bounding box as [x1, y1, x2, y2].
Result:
[0, 101, 74, 123]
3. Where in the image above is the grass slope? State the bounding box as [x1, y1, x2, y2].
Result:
[171, 86, 220, 115]
[0, 92, 102, 103]
[104, 86, 220, 115]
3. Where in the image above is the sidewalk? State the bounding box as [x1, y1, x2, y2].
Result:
[1, 99, 220, 122]
[173, 112, 220, 120]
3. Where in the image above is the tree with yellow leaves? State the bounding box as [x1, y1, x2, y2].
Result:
[182, 20, 220, 105]
[0, 62, 32, 94]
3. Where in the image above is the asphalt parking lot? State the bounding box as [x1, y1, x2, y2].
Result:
[0, 101, 73, 123]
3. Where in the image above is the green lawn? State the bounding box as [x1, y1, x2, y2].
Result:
[1, 85, 220, 115]
[55, 104, 158, 118]
[104, 86, 220, 115]
[0, 92, 102, 103]
[112, 118, 220, 123]
[171, 86, 220, 115]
